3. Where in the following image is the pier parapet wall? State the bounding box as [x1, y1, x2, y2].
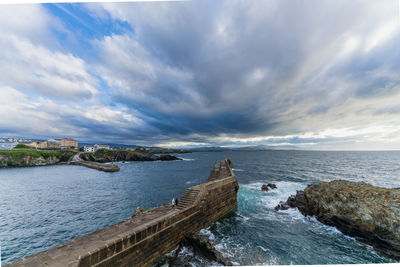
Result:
[6, 158, 239, 267]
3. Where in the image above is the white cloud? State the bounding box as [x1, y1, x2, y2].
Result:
[0, 86, 147, 140]
[365, 19, 399, 52]
[0, 35, 98, 100]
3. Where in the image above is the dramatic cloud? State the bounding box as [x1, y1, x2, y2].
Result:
[0, 5, 99, 100]
[1, 1, 399, 149]
[0, 86, 148, 142]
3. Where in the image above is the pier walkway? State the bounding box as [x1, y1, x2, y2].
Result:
[70, 152, 120, 172]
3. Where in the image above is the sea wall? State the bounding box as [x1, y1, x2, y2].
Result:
[6, 158, 238, 267]
[70, 161, 120, 172]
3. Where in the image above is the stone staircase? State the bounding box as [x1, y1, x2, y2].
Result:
[177, 188, 200, 210]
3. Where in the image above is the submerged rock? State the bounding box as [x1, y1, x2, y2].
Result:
[281, 180, 400, 259]
[262, 183, 277, 192]
[261, 184, 269, 191]
[275, 201, 290, 211]
[267, 183, 277, 189]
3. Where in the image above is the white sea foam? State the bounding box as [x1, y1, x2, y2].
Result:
[200, 228, 215, 241]
[239, 181, 310, 223]
[232, 168, 244, 172]
[236, 212, 250, 222]
[241, 181, 305, 209]
[180, 158, 195, 161]
[257, 245, 269, 252]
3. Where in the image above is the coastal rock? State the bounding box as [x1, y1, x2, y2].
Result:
[267, 183, 277, 189]
[0, 151, 76, 168]
[286, 180, 400, 259]
[275, 201, 290, 211]
[79, 149, 181, 163]
[286, 195, 296, 208]
[158, 155, 182, 161]
[261, 184, 269, 191]
[275, 195, 296, 211]
[262, 183, 277, 192]
[180, 234, 233, 266]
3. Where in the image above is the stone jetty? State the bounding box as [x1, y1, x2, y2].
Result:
[69, 152, 120, 172]
[6, 158, 239, 267]
[276, 180, 400, 259]
[70, 160, 120, 172]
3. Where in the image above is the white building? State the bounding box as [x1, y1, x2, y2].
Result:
[84, 146, 95, 152]
[0, 142, 18, 150]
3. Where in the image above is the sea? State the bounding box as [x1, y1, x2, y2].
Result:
[0, 151, 399, 265]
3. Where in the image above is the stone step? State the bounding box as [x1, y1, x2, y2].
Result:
[179, 199, 195, 204]
[177, 188, 200, 209]
[180, 196, 194, 200]
[178, 200, 193, 204]
[180, 198, 194, 201]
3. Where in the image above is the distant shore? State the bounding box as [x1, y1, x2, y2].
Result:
[0, 148, 183, 169]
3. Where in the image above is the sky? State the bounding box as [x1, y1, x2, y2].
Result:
[0, 0, 399, 150]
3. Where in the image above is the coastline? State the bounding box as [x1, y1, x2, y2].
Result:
[1, 150, 399, 265]
[0, 149, 182, 170]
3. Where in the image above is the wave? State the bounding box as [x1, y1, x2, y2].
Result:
[180, 158, 195, 161]
[232, 168, 244, 172]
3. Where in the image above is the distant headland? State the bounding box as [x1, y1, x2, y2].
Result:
[0, 137, 185, 170]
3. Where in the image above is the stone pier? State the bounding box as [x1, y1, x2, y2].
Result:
[6, 158, 239, 267]
[70, 160, 120, 172]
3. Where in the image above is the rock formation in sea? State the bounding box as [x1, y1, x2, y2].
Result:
[261, 184, 268, 191]
[276, 180, 400, 259]
[261, 183, 277, 191]
[160, 233, 233, 266]
[79, 149, 181, 162]
[179, 234, 233, 266]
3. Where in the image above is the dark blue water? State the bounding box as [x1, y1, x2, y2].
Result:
[0, 151, 399, 265]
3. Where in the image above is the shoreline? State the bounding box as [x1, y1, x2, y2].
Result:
[0, 149, 183, 170]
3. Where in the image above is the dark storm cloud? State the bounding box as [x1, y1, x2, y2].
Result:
[1, 1, 400, 149]
[88, 0, 400, 147]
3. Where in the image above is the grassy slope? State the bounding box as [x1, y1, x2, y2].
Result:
[0, 150, 62, 159]
[0, 150, 77, 163]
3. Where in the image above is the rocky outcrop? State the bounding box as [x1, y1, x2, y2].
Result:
[79, 149, 181, 163]
[277, 180, 400, 259]
[268, 183, 277, 189]
[261, 184, 268, 191]
[179, 234, 233, 266]
[158, 154, 181, 161]
[262, 183, 277, 192]
[0, 151, 76, 168]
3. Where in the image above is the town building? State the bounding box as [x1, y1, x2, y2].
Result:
[26, 141, 38, 148]
[84, 146, 95, 152]
[39, 141, 48, 149]
[0, 141, 18, 150]
[47, 139, 60, 148]
[60, 138, 78, 148]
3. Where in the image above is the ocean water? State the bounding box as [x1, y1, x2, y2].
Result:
[0, 151, 399, 265]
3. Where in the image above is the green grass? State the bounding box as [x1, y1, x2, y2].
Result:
[93, 149, 114, 157]
[15, 144, 33, 149]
